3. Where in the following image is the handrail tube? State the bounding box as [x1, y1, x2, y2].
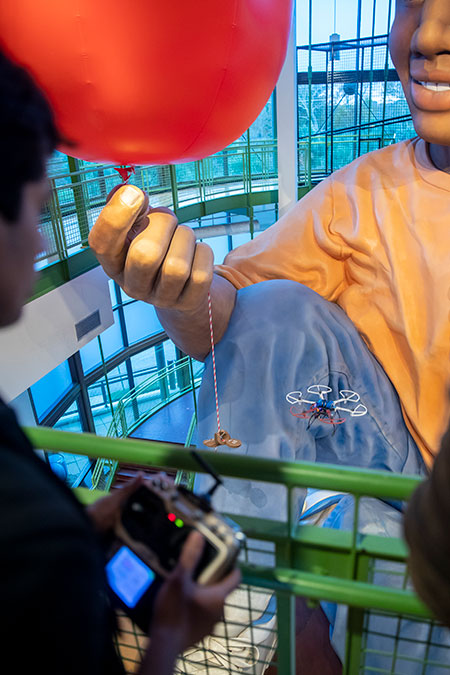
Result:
[239, 565, 430, 618]
[25, 426, 422, 500]
[119, 356, 191, 405]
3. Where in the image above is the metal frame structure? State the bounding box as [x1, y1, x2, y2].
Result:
[25, 425, 449, 675]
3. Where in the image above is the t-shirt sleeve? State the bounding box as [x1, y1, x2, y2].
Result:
[214, 175, 350, 302]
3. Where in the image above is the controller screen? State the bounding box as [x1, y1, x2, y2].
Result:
[106, 545, 156, 607]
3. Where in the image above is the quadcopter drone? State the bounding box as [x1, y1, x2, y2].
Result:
[286, 385, 367, 432]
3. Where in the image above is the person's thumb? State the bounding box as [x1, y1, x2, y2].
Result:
[177, 530, 205, 577]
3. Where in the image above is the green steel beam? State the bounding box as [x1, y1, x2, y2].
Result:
[344, 607, 365, 675]
[76, 486, 109, 504]
[74, 483, 428, 618]
[239, 566, 431, 619]
[70, 495, 409, 571]
[26, 426, 422, 500]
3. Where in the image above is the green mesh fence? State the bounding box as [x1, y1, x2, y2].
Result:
[25, 427, 450, 675]
[37, 141, 279, 268]
[297, 34, 415, 181]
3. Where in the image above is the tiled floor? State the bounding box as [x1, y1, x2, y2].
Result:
[115, 613, 148, 673]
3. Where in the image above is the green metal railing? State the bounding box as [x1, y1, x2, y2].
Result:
[107, 356, 201, 439]
[38, 140, 280, 268]
[25, 426, 449, 675]
[38, 130, 408, 274]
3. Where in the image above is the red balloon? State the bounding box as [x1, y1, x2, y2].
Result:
[0, 1, 293, 165]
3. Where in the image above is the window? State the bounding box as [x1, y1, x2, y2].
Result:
[123, 301, 162, 345]
[80, 335, 102, 373]
[98, 315, 124, 360]
[30, 361, 73, 421]
[87, 363, 130, 436]
[296, 0, 394, 46]
[130, 347, 158, 387]
[53, 399, 83, 433]
[204, 236, 230, 265]
[51, 398, 92, 487]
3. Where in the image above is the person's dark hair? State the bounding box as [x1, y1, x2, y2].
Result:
[0, 50, 59, 222]
[404, 425, 450, 628]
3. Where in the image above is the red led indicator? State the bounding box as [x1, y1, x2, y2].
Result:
[167, 513, 176, 522]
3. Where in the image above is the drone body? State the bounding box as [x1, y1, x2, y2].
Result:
[286, 385, 367, 432]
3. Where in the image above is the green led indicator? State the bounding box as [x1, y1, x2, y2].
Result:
[174, 518, 184, 528]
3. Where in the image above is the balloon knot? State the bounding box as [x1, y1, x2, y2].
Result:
[114, 165, 136, 183]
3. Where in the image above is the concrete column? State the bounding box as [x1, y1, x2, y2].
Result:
[276, 5, 298, 217]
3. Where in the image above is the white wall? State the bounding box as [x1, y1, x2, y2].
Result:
[276, 3, 298, 217]
[9, 390, 36, 426]
[0, 267, 114, 402]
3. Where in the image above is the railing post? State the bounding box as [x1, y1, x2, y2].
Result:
[246, 130, 252, 195]
[175, 348, 190, 392]
[67, 156, 90, 247]
[47, 178, 68, 260]
[155, 343, 169, 401]
[249, 204, 255, 240]
[188, 357, 199, 426]
[197, 160, 205, 202]
[275, 485, 296, 674]
[169, 164, 179, 214]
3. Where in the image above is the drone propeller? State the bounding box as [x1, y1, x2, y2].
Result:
[321, 417, 346, 426]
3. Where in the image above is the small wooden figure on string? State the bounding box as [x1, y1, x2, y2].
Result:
[203, 293, 241, 450]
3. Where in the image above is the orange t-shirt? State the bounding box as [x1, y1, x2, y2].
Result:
[215, 138, 450, 468]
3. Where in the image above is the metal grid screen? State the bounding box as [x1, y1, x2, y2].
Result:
[25, 427, 450, 675]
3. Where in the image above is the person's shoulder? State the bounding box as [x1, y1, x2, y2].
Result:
[0, 439, 93, 544]
[0, 441, 116, 675]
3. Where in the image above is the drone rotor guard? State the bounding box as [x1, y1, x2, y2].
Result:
[334, 402, 368, 417]
[287, 385, 368, 426]
[289, 404, 313, 419]
[306, 384, 332, 398]
[336, 389, 360, 403]
[321, 416, 346, 425]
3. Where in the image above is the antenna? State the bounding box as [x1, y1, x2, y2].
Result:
[190, 449, 223, 500]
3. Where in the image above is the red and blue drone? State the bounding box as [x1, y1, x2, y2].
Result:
[286, 385, 367, 432]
